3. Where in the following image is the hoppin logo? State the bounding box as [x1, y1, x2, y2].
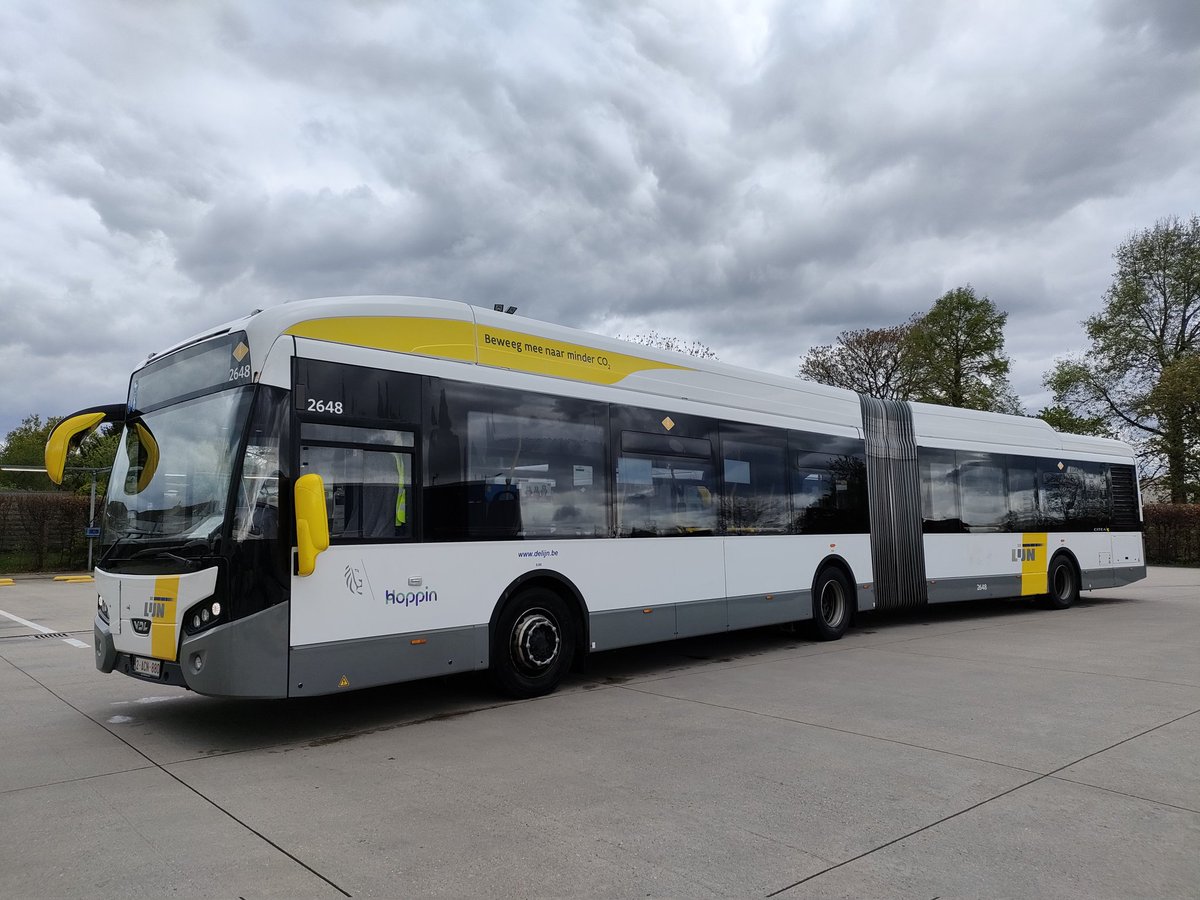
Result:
[385, 588, 438, 607]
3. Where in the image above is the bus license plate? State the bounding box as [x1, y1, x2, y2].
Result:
[132, 657, 161, 678]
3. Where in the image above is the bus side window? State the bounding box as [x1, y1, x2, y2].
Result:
[232, 386, 290, 542]
[423, 378, 610, 542]
[616, 431, 717, 537]
[1006, 456, 1038, 532]
[919, 448, 962, 533]
[720, 425, 788, 535]
[1041, 460, 1109, 531]
[299, 436, 414, 541]
[789, 445, 867, 535]
[958, 453, 1007, 533]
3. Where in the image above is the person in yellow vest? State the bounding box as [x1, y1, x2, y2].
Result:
[394, 453, 408, 533]
[356, 449, 410, 538]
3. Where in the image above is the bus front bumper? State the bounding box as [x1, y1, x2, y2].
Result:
[94, 616, 188, 686]
[94, 616, 116, 672]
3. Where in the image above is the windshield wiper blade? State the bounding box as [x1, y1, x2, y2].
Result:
[154, 552, 204, 569]
[126, 547, 206, 570]
[100, 529, 160, 564]
[129, 537, 208, 557]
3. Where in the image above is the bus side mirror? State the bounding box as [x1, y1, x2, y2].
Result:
[132, 423, 161, 493]
[45, 406, 125, 484]
[294, 473, 330, 576]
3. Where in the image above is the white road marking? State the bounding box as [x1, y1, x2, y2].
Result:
[113, 695, 184, 706]
[0, 607, 90, 649]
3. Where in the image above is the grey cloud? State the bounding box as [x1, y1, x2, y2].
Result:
[0, 82, 40, 124]
[1100, 0, 1200, 53]
[1, 0, 1198, 441]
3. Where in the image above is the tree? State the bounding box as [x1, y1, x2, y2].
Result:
[1045, 216, 1200, 502]
[0, 414, 118, 494]
[619, 331, 719, 360]
[796, 287, 1023, 413]
[797, 321, 921, 399]
[1143, 353, 1200, 500]
[906, 286, 1023, 414]
[0, 415, 57, 491]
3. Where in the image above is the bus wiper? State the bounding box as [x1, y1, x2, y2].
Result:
[126, 545, 207, 570]
[100, 529, 160, 564]
[129, 539, 210, 560]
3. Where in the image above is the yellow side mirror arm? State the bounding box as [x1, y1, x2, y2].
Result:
[133, 423, 160, 493]
[44, 405, 125, 484]
[294, 473, 330, 576]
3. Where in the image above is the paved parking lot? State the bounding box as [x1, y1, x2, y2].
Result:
[1, 568, 1197, 898]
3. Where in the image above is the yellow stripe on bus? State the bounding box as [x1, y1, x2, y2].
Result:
[285, 315, 691, 387]
[475, 325, 688, 385]
[150, 576, 180, 661]
[1020, 532, 1048, 595]
[286, 316, 477, 362]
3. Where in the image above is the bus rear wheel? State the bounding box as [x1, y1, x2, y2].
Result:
[1042, 555, 1079, 610]
[810, 567, 852, 641]
[491, 588, 576, 699]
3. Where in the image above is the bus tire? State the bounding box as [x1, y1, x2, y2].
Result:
[810, 567, 853, 641]
[490, 588, 576, 699]
[1042, 554, 1079, 610]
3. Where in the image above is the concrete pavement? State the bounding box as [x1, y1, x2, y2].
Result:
[1, 568, 1196, 897]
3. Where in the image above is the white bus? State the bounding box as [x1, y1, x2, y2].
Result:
[46, 296, 1146, 699]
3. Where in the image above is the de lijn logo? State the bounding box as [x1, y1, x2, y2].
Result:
[385, 587, 438, 607]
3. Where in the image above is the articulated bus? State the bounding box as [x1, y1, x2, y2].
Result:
[46, 297, 1146, 699]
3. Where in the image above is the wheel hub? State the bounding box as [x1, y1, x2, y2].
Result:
[512, 610, 560, 672]
[1055, 566, 1071, 599]
[820, 581, 845, 627]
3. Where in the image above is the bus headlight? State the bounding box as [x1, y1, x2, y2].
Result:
[97, 595, 110, 624]
[183, 600, 224, 635]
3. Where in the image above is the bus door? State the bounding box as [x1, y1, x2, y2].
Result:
[291, 421, 417, 649]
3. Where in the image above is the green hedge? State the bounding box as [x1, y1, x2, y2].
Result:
[0, 492, 92, 572]
[1143, 504, 1200, 566]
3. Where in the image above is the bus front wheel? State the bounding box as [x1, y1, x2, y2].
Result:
[1042, 555, 1079, 610]
[810, 567, 852, 641]
[491, 588, 576, 699]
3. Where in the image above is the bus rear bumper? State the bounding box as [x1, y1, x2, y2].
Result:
[1081, 564, 1147, 591]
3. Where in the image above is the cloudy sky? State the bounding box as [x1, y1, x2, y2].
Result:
[2, 0, 1198, 442]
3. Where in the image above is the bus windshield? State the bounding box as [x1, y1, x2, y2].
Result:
[102, 387, 254, 553]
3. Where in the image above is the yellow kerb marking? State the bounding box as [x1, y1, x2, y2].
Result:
[150, 576, 180, 661]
